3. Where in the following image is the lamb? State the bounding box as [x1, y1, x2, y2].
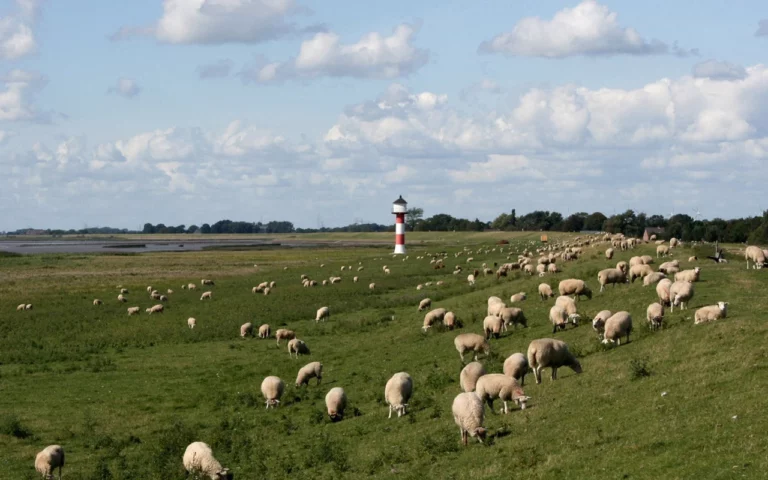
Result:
[315, 306, 330, 323]
[93, 299, 102, 306]
[503, 353, 529, 386]
[454, 333, 490, 362]
[592, 310, 612, 336]
[499, 307, 528, 330]
[558, 279, 592, 300]
[188, 317, 196, 329]
[694, 302, 729, 325]
[452, 392, 487, 445]
[554, 296, 581, 325]
[670, 281, 695, 311]
[200, 291, 212, 300]
[643, 272, 667, 286]
[182, 442, 232, 480]
[483, 315, 504, 339]
[385, 372, 413, 418]
[325, 387, 347, 421]
[275, 329, 295, 345]
[146, 304, 164, 314]
[240, 322, 254, 338]
[674, 267, 701, 283]
[418, 298, 432, 311]
[35, 444, 65, 480]
[423, 308, 447, 331]
[656, 278, 673, 306]
[646, 303, 664, 330]
[629, 264, 654, 283]
[258, 324, 270, 338]
[657, 245, 670, 257]
[261, 376, 285, 408]
[475, 374, 529, 413]
[549, 305, 569, 333]
[127, 306, 140, 315]
[117, 294, 127, 303]
[605, 248, 614, 259]
[296, 361, 323, 386]
[443, 311, 457, 330]
[597, 268, 627, 292]
[287, 338, 310, 358]
[538, 283, 554, 300]
[527, 338, 582, 383]
[602, 311, 633, 345]
[459, 361, 486, 392]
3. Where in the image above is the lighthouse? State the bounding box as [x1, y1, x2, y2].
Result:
[392, 195, 407, 255]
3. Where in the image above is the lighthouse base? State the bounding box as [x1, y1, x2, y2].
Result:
[393, 244, 406, 255]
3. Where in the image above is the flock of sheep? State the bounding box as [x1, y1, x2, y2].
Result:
[22, 233, 767, 479]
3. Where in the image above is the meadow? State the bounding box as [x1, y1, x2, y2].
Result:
[1, 233, 767, 479]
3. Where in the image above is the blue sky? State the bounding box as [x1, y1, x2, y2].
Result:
[1, 0, 767, 230]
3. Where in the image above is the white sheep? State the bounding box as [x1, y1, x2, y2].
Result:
[423, 308, 447, 331]
[315, 306, 330, 323]
[657, 245, 670, 257]
[452, 392, 487, 446]
[188, 317, 196, 329]
[597, 268, 627, 292]
[483, 315, 504, 339]
[188, 283, 197, 290]
[602, 311, 633, 345]
[443, 311, 457, 330]
[658, 260, 680, 274]
[643, 272, 667, 286]
[467, 274, 476, 286]
[240, 322, 254, 338]
[558, 279, 592, 300]
[353, 276, 359, 283]
[275, 329, 295, 346]
[646, 303, 664, 330]
[592, 310, 612, 336]
[475, 374, 529, 414]
[288, 338, 310, 358]
[605, 248, 614, 259]
[499, 307, 528, 330]
[555, 296, 581, 325]
[35, 445, 65, 480]
[385, 372, 413, 418]
[549, 305, 568, 333]
[694, 302, 728, 325]
[509, 292, 527, 303]
[325, 387, 347, 421]
[538, 283, 554, 300]
[182, 442, 232, 479]
[487, 300, 506, 318]
[93, 299, 102, 306]
[117, 294, 127, 303]
[369, 283, 375, 290]
[159, 295, 168, 302]
[127, 306, 140, 315]
[503, 353, 529, 386]
[459, 361, 486, 392]
[200, 291, 212, 300]
[258, 324, 270, 338]
[261, 376, 285, 408]
[146, 304, 164, 314]
[418, 298, 432, 312]
[674, 267, 701, 283]
[670, 281, 695, 311]
[454, 333, 490, 362]
[656, 278, 673, 306]
[16, 303, 26, 311]
[296, 361, 323, 387]
[527, 338, 582, 384]
[629, 264, 654, 283]
[120, 288, 129, 294]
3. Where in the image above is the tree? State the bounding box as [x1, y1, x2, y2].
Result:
[200, 223, 211, 234]
[748, 211, 768, 245]
[186, 225, 198, 234]
[583, 212, 607, 231]
[562, 214, 585, 232]
[142, 223, 155, 234]
[405, 208, 424, 232]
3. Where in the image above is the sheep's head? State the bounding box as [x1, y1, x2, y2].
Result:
[592, 318, 605, 333]
[673, 294, 682, 306]
[570, 358, 583, 373]
[328, 410, 343, 422]
[473, 427, 487, 442]
[516, 396, 531, 410]
[569, 314, 581, 326]
[718, 301, 728, 311]
[216, 468, 233, 480]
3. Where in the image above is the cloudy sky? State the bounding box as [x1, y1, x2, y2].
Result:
[2, 0, 768, 230]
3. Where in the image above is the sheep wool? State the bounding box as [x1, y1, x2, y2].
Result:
[502, 353, 529, 386]
[475, 374, 529, 414]
[452, 392, 487, 446]
[182, 442, 232, 480]
[527, 338, 582, 384]
[454, 333, 490, 362]
[325, 387, 347, 421]
[261, 376, 285, 409]
[296, 361, 323, 387]
[460, 362, 486, 392]
[384, 372, 413, 418]
[35, 445, 65, 480]
[603, 311, 633, 345]
[694, 302, 728, 325]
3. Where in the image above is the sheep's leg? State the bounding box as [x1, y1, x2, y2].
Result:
[534, 366, 542, 384]
[459, 352, 465, 362]
[551, 367, 558, 381]
[461, 430, 468, 446]
[388, 405, 393, 419]
[503, 401, 508, 414]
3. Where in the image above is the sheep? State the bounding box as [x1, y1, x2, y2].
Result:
[258, 324, 271, 338]
[558, 279, 592, 300]
[475, 374, 529, 414]
[499, 307, 528, 330]
[629, 256, 645, 267]
[641, 255, 654, 265]
[657, 245, 670, 257]
[616, 261, 629, 274]
[695, 302, 729, 325]
[261, 376, 285, 408]
[656, 278, 673, 306]
[93, 299, 102, 306]
[240, 322, 254, 338]
[263, 287, 271, 295]
[188, 283, 197, 290]
[296, 361, 323, 387]
[487, 301, 506, 317]
[418, 298, 432, 311]
[597, 268, 627, 292]
[167, 289, 173, 295]
[538, 283, 554, 300]
[127, 306, 140, 315]
[605, 248, 614, 259]
[592, 310, 612, 336]
[454, 333, 490, 362]
[503, 353, 529, 386]
[369, 282, 376, 290]
[117, 294, 127, 303]
[315, 306, 330, 323]
[549, 305, 569, 333]
[385, 372, 413, 418]
[325, 387, 347, 421]
[483, 315, 504, 339]
[689, 256, 698, 262]
[674, 267, 701, 283]
[547, 263, 559, 274]
[443, 311, 457, 330]
[452, 392, 487, 445]
[603, 311, 633, 345]
[555, 296, 581, 325]
[159, 295, 168, 302]
[670, 237, 680, 248]
[35, 445, 65, 480]
[384, 268, 391, 275]
[527, 338, 582, 384]
[524, 264, 534, 275]
[658, 260, 680, 274]
[509, 292, 527, 303]
[629, 264, 654, 283]
[466, 274, 476, 286]
[487, 296, 503, 306]
[182, 284, 187, 289]
[146, 286, 153, 293]
[120, 288, 129, 294]
[274, 329, 295, 345]
[643, 272, 667, 286]
[16, 303, 26, 311]
[188, 317, 196, 329]
[670, 281, 695, 311]
[182, 442, 232, 480]
[423, 308, 447, 331]
[353, 276, 359, 283]
[646, 303, 664, 330]
[460, 362, 486, 392]
[200, 291, 212, 300]
[288, 338, 310, 358]
[146, 304, 164, 314]
[201, 279, 215, 286]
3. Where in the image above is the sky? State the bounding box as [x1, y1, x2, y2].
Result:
[1, 0, 767, 231]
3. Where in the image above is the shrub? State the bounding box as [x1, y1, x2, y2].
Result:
[629, 357, 652, 380]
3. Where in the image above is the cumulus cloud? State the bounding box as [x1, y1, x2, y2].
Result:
[0, 69, 51, 122]
[0, 0, 41, 60]
[756, 19, 768, 36]
[197, 59, 233, 79]
[479, 0, 695, 58]
[239, 23, 429, 83]
[108, 78, 141, 98]
[692, 60, 747, 80]
[111, 0, 323, 44]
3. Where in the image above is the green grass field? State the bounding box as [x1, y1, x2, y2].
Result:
[1, 233, 767, 479]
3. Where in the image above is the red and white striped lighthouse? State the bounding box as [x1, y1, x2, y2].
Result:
[392, 195, 407, 255]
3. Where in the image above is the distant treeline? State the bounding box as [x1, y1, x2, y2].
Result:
[6, 209, 768, 244]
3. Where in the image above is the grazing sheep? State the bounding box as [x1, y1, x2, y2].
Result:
[616, 261, 629, 274]
[353, 276, 359, 283]
[483, 315, 504, 340]
[555, 296, 581, 325]
[159, 295, 168, 302]
[93, 299, 102, 306]
[325, 387, 347, 421]
[487, 296, 503, 306]
[603, 312, 633, 345]
[658, 260, 680, 274]
[188, 283, 197, 290]
[643, 272, 667, 286]
[200, 291, 212, 300]
[240, 322, 254, 338]
[443, 311, 457, 330]
[597, 268, 627, 292]
[460, 362, 486, 392]
[695, 302, 729, 325]
[524, 264, 534, 275]
[187, 317, 196, 329]
[538, 283, 554, 300]
[35, 444, 65, 480]
[670, 281, 695, 311]
[547, 263, 560, 274]
[641, 255, 654, 265]
[369, 283, 375, 290]
[127, 306, 140, 316]
[527, 338, 582, 383]
[117, 294, 127, 303]
[646, 303, 664, 330]
[670, 238, 680, 248]
[558, 279, 592, 300]
[467, 274, 476, 286]
[146, 304, 164, 314]
[16, 303, 26, 311]
[201, 279, 215, 286]
[167, 289, 173, 295]
[275, 329, 295, 346]
[592, 310, 612, 336]
[674, 267, 701, 283]
[288, 338, 310, 358]
[549, 306, 569, 333]
[503, 353, 529, 386]
[296, 361, 323, 387]
[120, 288, 129, 294]
[315, 306, 330, 323]
[146, 286, 153, 293]
[509, 292, 527, 303]
[385, 372, 413, 418]
[629, 256, 645, 268]
[258, 324, 270, 338]
[263, 287, 271, 295]
[452, 392, 487, 446]
[261, 376, 285, 409]
[423, 308, 447, 331]
[657, 245, 670, 258]
[629, 264, 654, 283]
[605, 248, 614, 259]
[689, 256, 698, 262]
[454, 333, 490, 362]
[475, 374, 529, 414]
[499, 307, 527, 330]
[418, 298, 432, 311]
[182, 442, 232, 480]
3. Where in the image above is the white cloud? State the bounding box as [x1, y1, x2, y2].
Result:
[0, 0, 41, 60]
[0, 69, 50, 122]
[108, 78, 141, 98]
[692, 60, 746, 81]
[239, 23, 429, 83]
[756, 19, 768, 37]
[478, 0, 695, 58]
[197, 59, 233, 79]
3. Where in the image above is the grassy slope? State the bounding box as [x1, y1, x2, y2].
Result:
[0, 235, 766, 479]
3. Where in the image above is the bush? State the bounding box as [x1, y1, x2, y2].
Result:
[629, 357, 652, 380]
[0, 414, 33, 439]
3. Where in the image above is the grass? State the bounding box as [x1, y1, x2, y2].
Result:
[0, 234, 767, 479]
